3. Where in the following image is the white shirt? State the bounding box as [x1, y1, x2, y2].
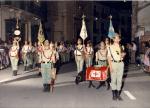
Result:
[41, 48, 52, 62]
[74, 45, 84, 56]
[132, 43, 137, 51]
[9, 45, 19, 57]
[96, 49, 107, 61]
[107, 45, 122, 61]
[22, 45, 30, 53]
[85, 46, 94, 55]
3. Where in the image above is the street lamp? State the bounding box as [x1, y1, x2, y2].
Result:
[14, 17, 21, 36]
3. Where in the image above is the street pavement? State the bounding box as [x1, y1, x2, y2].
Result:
[0, 62, 150, 108]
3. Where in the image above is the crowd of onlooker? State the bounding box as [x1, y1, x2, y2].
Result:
[125, 40, 150, 72]
[0, 40, 11, 69]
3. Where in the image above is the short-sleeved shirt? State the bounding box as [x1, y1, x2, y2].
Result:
[22, 45, 30, 53]
[96, 49, 107, 61]
[85, 47, 94, 55]
[41, 48, 52, 62]
[107, 45, 122, 61]
[9, 45, 19, 57]
[74, 45, 84, 56]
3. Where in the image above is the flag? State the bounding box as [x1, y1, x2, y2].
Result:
[86, 66, 108, 81]
[80, 15, 88, 40]
[38, 22, 45, 43]
[108, 18, 115, 39]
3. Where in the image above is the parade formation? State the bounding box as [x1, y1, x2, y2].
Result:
[0, 13, 149, 103]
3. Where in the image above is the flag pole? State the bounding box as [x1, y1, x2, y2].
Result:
[109, 15, 112, 45]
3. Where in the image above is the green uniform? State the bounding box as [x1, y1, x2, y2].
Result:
[74, 45, 84, 73]
[85, 46, 94, 67]
[107, 45, 124, 91]
[9, 45, 19, 76]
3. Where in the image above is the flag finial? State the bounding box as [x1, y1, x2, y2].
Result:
[109, 15, 112, 19]
[82, 14, 86, 19]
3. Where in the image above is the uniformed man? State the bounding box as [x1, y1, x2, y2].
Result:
[41, 40, 52, 92]
[28, 41, 34, 69]
[58, 42, 67, 64]
[95, 41, 110, 90]
[107, 33, 126, 101]
[49, 42, 59, 92]
[84, 41, 95, 88]
[74, 38, 84, 74]
[22, 41, 30, 71]
[32, 42, 38, 69]
[9, 40, 19, 76]
[37, 42, 43, 76]
[85, 41, 94, 67]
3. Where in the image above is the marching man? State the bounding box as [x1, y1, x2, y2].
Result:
[22, 41, 30, 71]
[49, 42, 59, 92]
[58, 42, 67, 64]
[37, 42, 43, 76]
[85, 41, 94, 67]
[41, 40, 53, 92]
[74, 38, 85, 74]
[95, 41, 110, 90]
[107, 33, 126, 101]
[84, 41, 95, 88]
[9, 38, 20, 76]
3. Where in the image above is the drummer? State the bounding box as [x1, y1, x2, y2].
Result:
[9, 40, 19, 76]
[107, 33, 126, 101]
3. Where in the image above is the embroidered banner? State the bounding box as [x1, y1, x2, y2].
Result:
[86, 66, 108, 81]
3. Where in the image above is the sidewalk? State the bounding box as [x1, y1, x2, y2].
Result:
[0, 65, 39, 84]
[0, 62, 145, 85]
[0, 62, 77, 84]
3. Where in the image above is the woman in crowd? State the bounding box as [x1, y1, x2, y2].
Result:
[143, 42, 150, 72]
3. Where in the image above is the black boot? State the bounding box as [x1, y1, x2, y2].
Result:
[107, 77, 111, 90]
[38, 72, 42, 76]
[50, 79, 55, 93]
[12, 71, 15, 76]
[24, 66, 26, 71]
[43, 84, 47, 92]
[107, 82, 110, 90]
[88, 81, 95, 88]
[96, 81, 103, 89]
[117, 90, 123, 101]
[13, 70, 17, 76]
[47, 84, 50, 92]
[112, 90, 117, 100]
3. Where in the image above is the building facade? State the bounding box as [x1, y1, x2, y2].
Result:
[0, 1, 47, 44]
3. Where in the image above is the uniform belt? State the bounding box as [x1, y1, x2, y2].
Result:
[76, 55, 82, 56]
[41, 61, 51, 64]
[112, 60, 122, 63]
[98, 60, 107, 62]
